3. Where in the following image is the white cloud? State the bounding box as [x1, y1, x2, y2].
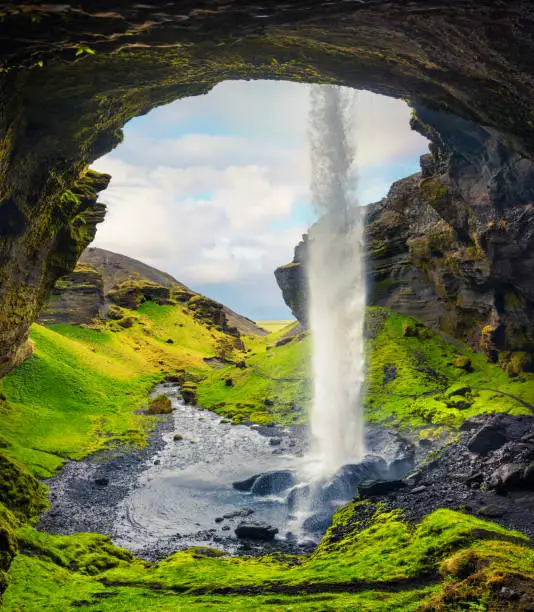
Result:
[91, 80, 427, 319]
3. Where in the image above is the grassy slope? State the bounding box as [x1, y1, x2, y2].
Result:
[0, 301, 231, 477]
[4, 506, 533, 611]
[256, 320, 294, 333]
[364, 308, 534, 433]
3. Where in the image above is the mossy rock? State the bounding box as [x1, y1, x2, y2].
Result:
[445, 395, 472, 410]
[0, 453, 49, 523]
[148, 394, 172, 415]
[106, 305, 125, 320]
[181, 384, 197, 405]
[445, 383, 471, 398]
[173, 433, 183, 441]
[453, 355, 472, 371]
[500, 351, 534, 377]
[118, 316, 134, 329]
[0, 504, 18, 599]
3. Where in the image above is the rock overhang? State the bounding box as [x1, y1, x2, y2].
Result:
[1, 1, 534, 374]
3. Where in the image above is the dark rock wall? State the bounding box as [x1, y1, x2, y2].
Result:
[38, 264, 104, 326]
[1, 2, 534, 373]
[275, 108, 534, 369]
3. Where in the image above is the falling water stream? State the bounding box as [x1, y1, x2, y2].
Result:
[307, 85, 367, 477]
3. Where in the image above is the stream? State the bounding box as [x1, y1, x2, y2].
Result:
[39, 384, 422, 559]
[112, 384, 304, 556]
[39, 384, 309, 559]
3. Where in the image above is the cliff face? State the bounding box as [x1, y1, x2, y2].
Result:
[275, 109, 534, 372]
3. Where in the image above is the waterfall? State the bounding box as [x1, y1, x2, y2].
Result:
[307, 84, 366, 477]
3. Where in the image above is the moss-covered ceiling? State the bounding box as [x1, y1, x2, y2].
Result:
[0, 0, 533, 375]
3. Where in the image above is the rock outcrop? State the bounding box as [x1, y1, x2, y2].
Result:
[37, 263, 103, 326]
[275, 108, 534, 370]
[39, 247, 267, 338]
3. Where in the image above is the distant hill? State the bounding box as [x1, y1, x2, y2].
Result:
[80, 248, 189, 294]
[40, 247, 268, 337]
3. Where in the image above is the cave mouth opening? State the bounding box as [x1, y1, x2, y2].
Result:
[86, 79, 428, 324]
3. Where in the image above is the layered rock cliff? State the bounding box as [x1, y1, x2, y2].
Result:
[275, 108, 534, 373]
[38, 247, 267, 337]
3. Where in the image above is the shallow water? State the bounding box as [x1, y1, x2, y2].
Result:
[112, 384, 301, 555]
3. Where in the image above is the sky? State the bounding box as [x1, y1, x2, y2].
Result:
[91, 80, 428, 321]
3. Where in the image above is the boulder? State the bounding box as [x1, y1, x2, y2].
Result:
[235, 521, 278, 541]
[358, 479, 407, 498]
[232, 474, 261, 491]
[286, 484, 310, 511]
[489, 464, 524, 491]
[250, 470, 296, 496]
[467, 424, 507, 455]
[302, 512, 333, 533]
[523, 463, 534, 487]
[478, 505, 506, 518]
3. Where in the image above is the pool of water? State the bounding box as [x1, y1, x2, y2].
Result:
[111, 384, 302, 555]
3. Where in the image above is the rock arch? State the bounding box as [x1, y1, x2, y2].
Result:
[0, 1, 534, 374]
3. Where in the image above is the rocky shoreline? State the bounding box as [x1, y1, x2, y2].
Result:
[38, 412, 176, 538]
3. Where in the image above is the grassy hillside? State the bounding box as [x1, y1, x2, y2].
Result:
[1, 303, 533, 479]
[4, 504, 533, 611]
[1, 302, 533, 610]
[256, 320, 294, 333]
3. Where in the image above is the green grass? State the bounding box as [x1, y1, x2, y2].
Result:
[196, 322, 310, 425]
[4, 507, 532, 611]
[364, 308, 534, 434]
[256, 320, 295, 333]
[0, 302, 231, 477]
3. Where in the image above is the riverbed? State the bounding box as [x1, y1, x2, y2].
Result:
[39, 384, 307, 558]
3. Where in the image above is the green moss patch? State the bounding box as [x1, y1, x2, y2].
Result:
[3, 508, 531, 611]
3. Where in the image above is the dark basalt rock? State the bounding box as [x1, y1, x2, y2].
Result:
[232, 474, 261, 492]
[359, 414, 534, 538]
[250, 470, 296, 496]
[302, 512, 333, 533]
[467, 425, 507, 455]
[235, 521, 278, 541]
[357, 479, 408, 498]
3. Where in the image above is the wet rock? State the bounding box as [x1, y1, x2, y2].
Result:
[235, 521, 278, 541]
[269, 438, 282, 446]
[94, 477, 109, 486]
[388, 456, 415, 479]
[214, 517, 224, 523]
[286, 484, 310, 511]
[411, 485, 427, 494]
[523, 463, 534, 486]
[222, 508, 254, 519]
[302, 512, 333, 533]
[467, 425, 507, 455]
[250, 470, 296, 496]
[154, 459, 160, 465]
[232, 474, 261, 491]
[358, 479, 407, 498]
[222, 525, 230, 531]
